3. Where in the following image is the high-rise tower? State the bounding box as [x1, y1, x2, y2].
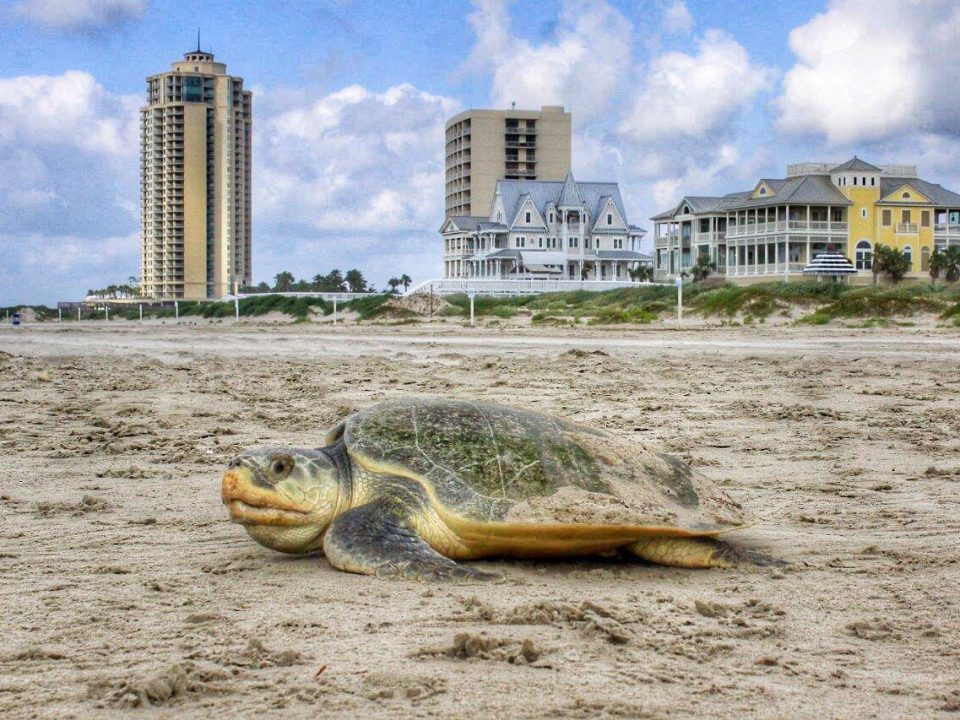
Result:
[140, 46, 252, 300]
[444, 105, 571, 218]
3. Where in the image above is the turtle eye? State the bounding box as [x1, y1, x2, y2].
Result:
[269, 455, 294, 478]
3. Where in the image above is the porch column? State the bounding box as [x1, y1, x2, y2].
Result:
[785, 240, 790, 279]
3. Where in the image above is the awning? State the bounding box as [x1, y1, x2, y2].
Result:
[523, 263, 564, 273]
[520, 251, 566, 266]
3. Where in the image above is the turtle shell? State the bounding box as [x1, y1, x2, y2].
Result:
[334, 398, 744, 531]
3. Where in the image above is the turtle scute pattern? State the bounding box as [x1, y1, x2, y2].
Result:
[342, 398, 744, 529]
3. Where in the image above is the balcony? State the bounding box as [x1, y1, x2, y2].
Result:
[504, 126, 536, 135]
[726, 221, 847, 238]
[895, 223, 919, 234]
[504, 140, 536, 148]
[934, 223, 960, 236]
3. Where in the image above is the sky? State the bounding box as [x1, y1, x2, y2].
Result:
[1, 0, 959, 305]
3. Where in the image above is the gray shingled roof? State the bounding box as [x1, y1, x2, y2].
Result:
[495, 175, 630, 228]
[733, 174, 851, 208]
[878, 177, 960, 207]
[831, 157, 882, 173]
[596, 250, 651, 261]
[443, 215, 488, 232]
[557, 171, 584, 208]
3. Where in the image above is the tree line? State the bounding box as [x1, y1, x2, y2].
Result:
[241, 270, 412, 294]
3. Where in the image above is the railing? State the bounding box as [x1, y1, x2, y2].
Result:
[934, 224, 960, 235]
[725, 262, 805, 276]
[726, 221, 847, 238]
[406, 278, 664, 297]
[896, 223, 919, 234]
[504, 127, 537, 135]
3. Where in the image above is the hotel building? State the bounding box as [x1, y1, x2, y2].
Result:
[440, 171, 649, 281]
[140, 47, 253, 300]
[651, 158, 960, 282]
[444, 105, 572, 218]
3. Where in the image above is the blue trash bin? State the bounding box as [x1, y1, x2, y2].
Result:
[11, 312, 21, 326]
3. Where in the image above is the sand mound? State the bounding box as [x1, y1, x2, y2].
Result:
[391, 293, 453, 316]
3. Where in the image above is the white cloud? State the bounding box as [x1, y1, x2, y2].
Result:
[775, 0, 960, 144]
[465, 0, 632, 121]
[252, 81, 460, 286]
[662, 1, 693, 34]
[619, 29, 774, 142]
[0, 71, 139, 157]
[0, 70, 140, 304]
[13, 0, 147, 32]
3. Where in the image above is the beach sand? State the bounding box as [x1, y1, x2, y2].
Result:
[1, 321, 958, 718]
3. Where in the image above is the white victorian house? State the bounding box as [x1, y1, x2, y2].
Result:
[441, 172, 650, 281]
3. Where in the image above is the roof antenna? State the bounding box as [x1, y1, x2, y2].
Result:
[197, 29, 201, 53]
[511, 100, 516, 109]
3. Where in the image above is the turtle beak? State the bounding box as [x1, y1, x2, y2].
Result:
[221, 465, 313, 526]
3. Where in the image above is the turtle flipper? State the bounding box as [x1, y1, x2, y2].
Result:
[630, 537, 784, 569]
[323, 497, 500, 582]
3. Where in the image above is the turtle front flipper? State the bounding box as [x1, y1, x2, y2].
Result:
[323, 495, 501, 582]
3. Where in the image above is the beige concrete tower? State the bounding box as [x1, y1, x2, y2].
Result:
[444, 105, 571, 218]
[140, 47, 252, 300]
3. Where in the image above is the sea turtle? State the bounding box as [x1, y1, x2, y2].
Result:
[221, 398, 760, 581]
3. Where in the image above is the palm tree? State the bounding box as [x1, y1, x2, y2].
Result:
[871, 243, 889, 286]
[399, 274, 412, 292]
[345, 269, 367, 293]
[929, 248, 946, 285]
[387, 277, 401, 294]
[274, 271, 295, 292]
[943, 246, 960, 283]
[882, 248, 911, 283]
[690, 255, 717, 282]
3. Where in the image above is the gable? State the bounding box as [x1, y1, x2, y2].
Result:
[752, 181, 776, 199]
[511, 195, 547, 229]
[440, 218, 459, 233]
[880, 183, 932, 205]
[593, 198, 626, 230]
[490, 193, 506, 223]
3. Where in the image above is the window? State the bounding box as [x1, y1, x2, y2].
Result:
[525, 211, 531, 223]
[538, 238, 543, 248]
[861, 208, 867, 220]
[853, 177, 858, 186]
[862, 177, 866, 185]
[585, 237, 591, 249]
[882, 209, 891, 226]
[902, 192, 911, 199]
[549, 212, 554, 223]
[902, 209, 912, 223]
[921, 210, 930, 227]
[855, 240, 872, 270]
[871, 177, 876, 186]
[759, 187, 767, 195]
[903, 245, 912, 269]
[607, 213, 612, 225]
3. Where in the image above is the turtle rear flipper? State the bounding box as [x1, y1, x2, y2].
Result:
[323, 495, 501, 582]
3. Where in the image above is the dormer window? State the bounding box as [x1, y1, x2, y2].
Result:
[549, 212, 554, 223]
[525, 211, 531, 223]
[902, 192, 911, 199]
[759, 187, 767, 196]
[607, 213, 612, 225]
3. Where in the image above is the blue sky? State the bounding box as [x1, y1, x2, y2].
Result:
[2, 0, 959, 305]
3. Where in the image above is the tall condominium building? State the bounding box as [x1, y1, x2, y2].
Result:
[140, 47, 252, 300]
[444, 105, 571, 218]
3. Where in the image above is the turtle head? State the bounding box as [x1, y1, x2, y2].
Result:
[222, 448, 342, 554]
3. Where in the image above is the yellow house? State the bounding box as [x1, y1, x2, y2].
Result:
[651, 157, 960, 282]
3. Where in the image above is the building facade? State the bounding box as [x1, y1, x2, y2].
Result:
[651, 158, 960, 283]
[444, 105, 571, 218]
[140, 47, 252, 300]
[440, 172, 649, 281]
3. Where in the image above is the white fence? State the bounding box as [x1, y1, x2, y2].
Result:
[230, 291, 374, 302]
[406, 278, 670, 297]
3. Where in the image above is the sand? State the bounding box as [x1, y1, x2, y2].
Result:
[1, 320, 959, 719]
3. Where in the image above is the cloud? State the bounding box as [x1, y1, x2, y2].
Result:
[775, 0, 960, 144]
[253, 81, 460, 286]
[0, 70, 140, 304]
[13, 0, 147, 32]
[465, 0, 632, 121]
[619, 29, 774, 142]
[662, 1, 693, 34]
